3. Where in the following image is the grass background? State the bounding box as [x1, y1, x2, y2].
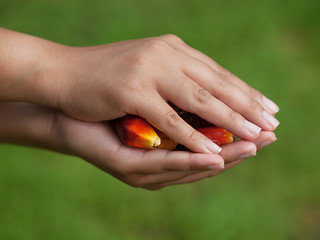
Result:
[1, 0, 320, 239]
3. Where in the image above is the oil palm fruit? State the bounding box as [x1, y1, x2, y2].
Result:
[197, 127, 234, 146]
[114, 115, 161, 149]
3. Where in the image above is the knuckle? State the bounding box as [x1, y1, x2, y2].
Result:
[217, 70, 228, 82]
[221, 68, 234, 79]
[226, 109, 238, 122]
[187, 155, 199, 171]
[249, 100, 262, 113]
[193, 88, 211, 105]
[145, 38, 172, 53]
[121, 86, 145, 109]
[125, 77, 144, 92]
[164, 110, 182, 129]
[162, 151, 174, 171]
[215, 76, 229, 91]
[188, 129, 203, 144]
[161, 34, 183, 43]
[129, 51, 150, 69]
[216, 71, 231, 88]
[250, 88, 263, 100]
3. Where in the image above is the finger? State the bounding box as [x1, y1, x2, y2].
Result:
[219, 139, 257, 164]
[133, 169, 202, 189]
[148, 138, 262, 189]
[248, 131, 277, 151]
[160, 35, 279, 115]
[135, 93, 222, 154]
[123, 148, 224, 174]
[143, 139, 259, 189]
[139, 140, 257, 188]
[157, 73, 262, 141]
[176, 54, 280, 131]
[216, 68, 280, 115]
[149, 158, 245, 190]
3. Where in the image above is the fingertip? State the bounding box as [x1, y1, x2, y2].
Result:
[207, 163, 224, 170]
[263, 111, 280, 131]
[262, 95, 280, 114]
[258, 134, 277, 150]
[219, 140, 257, 163]
[261, 131, 277, 140]
[203, 140, 222, 154]
[190, 153, 224, 170]
[246, 130, 277, 151]
[238, 143, 257, 159]
[242, 142, 257, 155]
[245, 120, 262, 138]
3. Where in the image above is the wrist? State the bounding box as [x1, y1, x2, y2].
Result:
[29, 44, 72, 110]
[0, 103, 55, 149]
[0, 28, 71, 110]
[16, 41, 71, 110]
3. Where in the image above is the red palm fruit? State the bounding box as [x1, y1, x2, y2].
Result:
[114, 115, 161, 149]
[197, 127, 234, 146]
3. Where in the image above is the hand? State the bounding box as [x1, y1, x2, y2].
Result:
[154, 131, 276, 189]
[51, 34, 279, 154]
[50, 110, 276, 190]
[0, 102, 276, 190]
[0, 29, 279, 154]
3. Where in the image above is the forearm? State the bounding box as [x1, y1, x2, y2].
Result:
[0, 27, 67, 108]
[0, 102, 55, 150]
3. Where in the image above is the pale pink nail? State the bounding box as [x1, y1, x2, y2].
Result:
[263, 111, 280, 129]
[239, 151, 256, 159]
[207, 162, 224, 169]
[204, 140, 222, 154]
[262, 96, 279, 114]
[245, 120, 261, 136]
[260, 138, 277, 148]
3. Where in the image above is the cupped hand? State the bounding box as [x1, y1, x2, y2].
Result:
[51, 111, 276, 190]
[153, 131, 276, 189]
[53, 34, 279, 154]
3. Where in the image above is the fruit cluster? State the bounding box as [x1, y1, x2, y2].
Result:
[114, 107, 234, 150]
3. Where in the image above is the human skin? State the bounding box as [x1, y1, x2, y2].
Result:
[0, 28, 279, 155]
[0, 103, 276, 190]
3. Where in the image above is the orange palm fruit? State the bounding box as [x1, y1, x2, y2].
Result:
[197, 127, 234, 146]
[114, 115, 161, 149]
[156, 130, 178, 150]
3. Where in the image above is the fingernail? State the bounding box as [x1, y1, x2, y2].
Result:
[262, 96, 279, 114]
[204, 140, 222, 154]
[263, 111, 280, 129]
[245, 120, 262, 136]
[239, 151, 256, 159]
[208, 162, 224, 169]
[260, 138, 277, 148]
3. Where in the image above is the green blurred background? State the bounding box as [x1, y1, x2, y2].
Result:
[0, 0, 319, 239]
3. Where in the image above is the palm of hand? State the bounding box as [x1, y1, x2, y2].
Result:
[52, 112, 275, 190]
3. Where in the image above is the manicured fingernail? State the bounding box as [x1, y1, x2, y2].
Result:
[263, 111, 280, 129]
[204, 140, 222, 154]
[208, 162, 224, 169]
[239, 151, 256, 159]
[260, 138, 277, 148]
[245, 120, 261, 136]
[262, 96, 279, 114]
